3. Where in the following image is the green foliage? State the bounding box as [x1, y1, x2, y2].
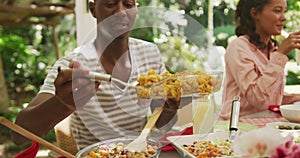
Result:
[0, 33, 49, 106]
[157, 35, 207, 72]
[56, 15, 77, 57]
[5, 141, 31, 152]
[136, 0, 152, 6]
[0, 14, 76, 107]
[42, 129, 56, 143]
[213, 1, 235, 26]
[131, 28, 155, 42]
[287, 0, 300, 10]
[286, 71, 300, 85]
[214, 25, 235, 48]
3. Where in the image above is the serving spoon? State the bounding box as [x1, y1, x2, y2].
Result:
[47, 66, 139, 88]
[124, 107, 164, 152]
[47, 66, 167, 88]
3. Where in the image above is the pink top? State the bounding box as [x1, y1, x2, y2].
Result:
[219, 35, 289, 120]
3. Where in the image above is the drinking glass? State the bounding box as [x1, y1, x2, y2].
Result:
[192, 93, 215, 134]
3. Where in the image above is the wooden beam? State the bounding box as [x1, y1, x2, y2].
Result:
[32, 1, 75, 9]
[0, 4, 74, 17]
[0, 18, 59, 26]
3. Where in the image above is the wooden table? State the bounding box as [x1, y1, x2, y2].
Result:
[157, 118, 283, 157]
[159, 150, 181, 158]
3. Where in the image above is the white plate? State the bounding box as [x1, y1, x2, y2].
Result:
[266, 122, 300, 131]
[167, 132, 239, 158]
[293, 101, 300, 105]
[266, 122, 300, 138]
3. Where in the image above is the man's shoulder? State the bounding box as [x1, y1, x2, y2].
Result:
[129, 38, 157, 47]
[73, 42, 95, 53]
[64, 42, 97, 60]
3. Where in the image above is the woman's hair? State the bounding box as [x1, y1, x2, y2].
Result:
[235, 0, 277, 49]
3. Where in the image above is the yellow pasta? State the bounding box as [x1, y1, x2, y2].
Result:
[137, 70, 218, 99]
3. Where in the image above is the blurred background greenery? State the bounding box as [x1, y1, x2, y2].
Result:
[0, 0, 299, 156]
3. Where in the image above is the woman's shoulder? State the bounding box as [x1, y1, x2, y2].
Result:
[225, 35, 258, 59]
[227, 35, 256, 51]
[228, 35, 250, 46]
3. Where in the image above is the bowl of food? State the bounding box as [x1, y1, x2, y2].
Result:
[136, 70, 223, 99]
[76, 136, 162, 158]
[204, 70, 223, 92]
[280, 104, 300, 123]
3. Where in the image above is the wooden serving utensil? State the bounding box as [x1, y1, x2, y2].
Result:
[125, 107, 163, 152]
[0, 116, 75, 158]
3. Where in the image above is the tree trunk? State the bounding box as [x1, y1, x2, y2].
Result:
[207, 0, 214, 47]
[0, 56, 9, 113]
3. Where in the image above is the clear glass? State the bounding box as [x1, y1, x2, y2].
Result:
[192, 93, 216, 135]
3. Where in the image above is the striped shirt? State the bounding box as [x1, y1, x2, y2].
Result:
[39, 38, 166, 150]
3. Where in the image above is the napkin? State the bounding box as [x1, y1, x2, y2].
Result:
[268, 105, 282, 116]
[14, 141, 69, 158]
[15, 141, 40, 158]
[160, 126, 193, 151]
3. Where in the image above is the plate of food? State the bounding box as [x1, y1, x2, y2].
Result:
[266, 122, 300, 140]
[166, 132, 237, 158]
[266, 122, 300, 131]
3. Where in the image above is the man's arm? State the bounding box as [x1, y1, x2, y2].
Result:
[11, 93, 74, 145]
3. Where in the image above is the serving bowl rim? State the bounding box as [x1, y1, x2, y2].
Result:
[280, 104, 300, 111]
[75, 136, 162, 157]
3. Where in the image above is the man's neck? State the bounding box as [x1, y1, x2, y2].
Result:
[95, 36, 129, 59]
[96, 36, 131, 74]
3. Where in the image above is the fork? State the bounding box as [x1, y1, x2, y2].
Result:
[124, 107, 163, 152]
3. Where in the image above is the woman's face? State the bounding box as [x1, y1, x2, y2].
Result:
[252, 0, 287, 37]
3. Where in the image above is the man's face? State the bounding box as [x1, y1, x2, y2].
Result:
[90, 0, 137, 39]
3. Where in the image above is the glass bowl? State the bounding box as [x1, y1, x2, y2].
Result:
[76, 136, 162, 158]
[205, 70, 223, 92]
[136, 70, 223, 99]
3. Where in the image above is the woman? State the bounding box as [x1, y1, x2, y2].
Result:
[220, 0, 300, 119]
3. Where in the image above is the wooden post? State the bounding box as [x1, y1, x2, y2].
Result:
[52, 25, 60, 59]
[0, 57, 9, 113]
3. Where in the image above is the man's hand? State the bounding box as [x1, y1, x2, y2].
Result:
[54, 61, 100, 110]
